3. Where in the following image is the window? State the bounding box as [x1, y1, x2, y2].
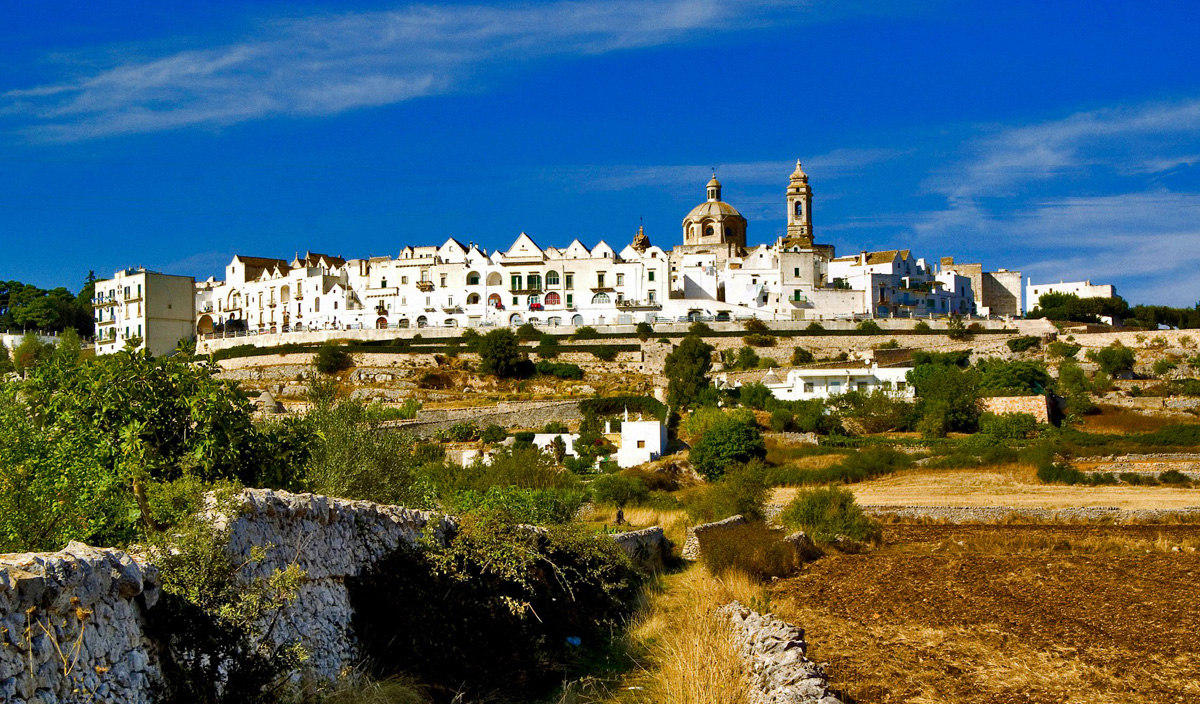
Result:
[426, 296, 431, 306]
[467, 293, 480, 305]
[440, 274, 447, 287]
[545, 291, 561, 305]
[420, 269, 430, 282]
[794, 268, 800, 277]
[803, 382, 814, 393]
[511, 275, 522, 290]
[401, 276, 408, 285]
[592, 293, 610, 304]
[705, 226, 714, 237]
[597, 273, 605, 287]
[527, 274, 541, 290]
[448, 296, 454, 306]
[513, 297, 519, 305]
[546, 271, 560, 286]
[467, 273, 480, 285]
[381, 278, 387, 288]
[334, 301, 338, 310]
[529, 294, 540, 305]
[566, 293, 573, 306]
[616, 274, 624, 286]
[637, 440, 645, 449]
[565, 273, 574, 289]
[648, 271, 655, 282]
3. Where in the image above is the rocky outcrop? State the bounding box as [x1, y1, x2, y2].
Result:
[0, 542, 161, 704]
[720, 601, 842, 704]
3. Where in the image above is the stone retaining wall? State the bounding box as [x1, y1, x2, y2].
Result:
[859, 504, 1200, 523]
[719, 601, 842, 704]
[610, 526, 671, 572]
[681, 515, 747, 560]
[383, 400, 584, 437]
[0, 543, 161, 704]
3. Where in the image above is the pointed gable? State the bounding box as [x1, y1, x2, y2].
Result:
[591, 240, 615, 260]
[438, 238, 469, 263]
[562, 239, 591, 259]
[506, 232, 544, 258]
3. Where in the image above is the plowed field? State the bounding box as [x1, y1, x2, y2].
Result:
[769, 524, 1200, 704]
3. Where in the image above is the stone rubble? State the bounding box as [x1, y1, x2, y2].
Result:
[719, 601, 842, 704]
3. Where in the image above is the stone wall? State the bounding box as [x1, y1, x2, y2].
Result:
[681, 515, 747, 560]
[978, 395, 1052, 423]
[861, 504, 1200, 523]
[383, 400, 584, 437]
[0, 543, 161, 704]
[719, 601, 842, 704]
[609, 526, 671, 572]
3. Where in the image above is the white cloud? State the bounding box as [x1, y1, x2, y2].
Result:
[2, 0, 861, 140]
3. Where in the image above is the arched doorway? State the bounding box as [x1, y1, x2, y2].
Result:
[488, 293, 502, 308]
[467, 293, 481, 305]
[197, 314, 214, 335]
[509, 313, 523, 326]
[444, 319, 458, 327]
[417, 316, 428, 328]
[571, 314, 584, 325]
[547, 317, 561, 327]
[398, 319, 410, 328]
[487, 272, 503, 286]
[376, 317, 388, 329]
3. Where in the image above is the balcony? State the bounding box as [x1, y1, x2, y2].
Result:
[590, 286, 615, 293]
[615, 299, 662, 311]
[510, 287, 542, 295]
[416, 281, 435, 292]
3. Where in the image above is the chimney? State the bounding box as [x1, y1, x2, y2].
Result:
[859, 251, 868, 265]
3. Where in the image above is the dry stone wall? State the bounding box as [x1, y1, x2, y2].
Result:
[860, 504, 1200, 523]
[681, 515, 747, 560]
[0, 543, 161, 704]
[720, 601, 842, 704]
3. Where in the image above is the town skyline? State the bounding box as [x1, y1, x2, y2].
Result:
[3, 1, 1200, 306]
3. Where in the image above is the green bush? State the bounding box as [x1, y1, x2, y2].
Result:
[1047, 341, 1081, 358]
[806, 322, 825, 332]
[665, 335, 715, 410]
[698, 522, 799, 579]
[857, 319, 883, 334]
[314, 343, 353, 375]
[790, 347, 815, 365]
[536, 334, 559, 359]
[742, 318, 770, 333]
[738, 381, 774, 410]
[437, 422, 480, 442]
[689, 413, 766, 480]
[480, 425, 507, 444]
[913, 321, 932, 332]
[477, 329, 531, 378]
[777, 486, 881, 544]
[534, 360, 584, 379]
[635, 322, 654, 341]
[1153, 358, 1179, 377]
[1158, 469, 1192, 486]
[830, 390, 914, 434]
[448, 486, 589, 524]
[591, 347, 619, 361]
[688, 321, 714, 335]
[681, 462, 768, 522]
[1006, 336, 1041, 353]
[590, 473, 650, 508]
[515, 323, 540, 341]
[769, 408, 794, 432]
[1086, 343, 1136, 376]
[743, 333, 776, 348]
[978, 412, 1040, 440]
[976, 359, 1052, 396]
[570, 326, 601, 341]
[769, 447, 910, 486]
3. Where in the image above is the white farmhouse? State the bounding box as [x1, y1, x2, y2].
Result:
[716, 363, 915, 401]
[609, 412, 667, 468]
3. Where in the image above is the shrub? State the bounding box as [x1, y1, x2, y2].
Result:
[738, 381, 774, 410]
[908, 362, 980, 436]
[534, 360, 584, 379]
[515, 323, 540, 341]
[976, 358, 1053, 396]
[689, 413, 766, 480]
[1158, 469, 1192, 486]
[590, 473, 649, 508]
[447, 486, 588, 524]
[1086, 343, 1136, 376]
[743, 333, 776, 348]
[769, 408, 793, 432]
[635, 322, 654, 341]
[875, 339, 900, 350]
[724, 345, 759, 370]
[1047, 341, 1081, 358]
[1137, 424, 1200, 447]
[681, 462, 769, 522]
[857, 319, 882, 334]
[913, 321, 932, 332]
[536, 334, 559, 359]
[570, 326, 601, 341]
[806, 322, 825, 332]
[689, 321, 714, 335]
[481, 425, 507, 444]
[778, 486, 881, 544]
[683, 406, 754, 438]
[477, 329, 530, 378]
[1007, 336, 1041, 353]
[790, 347, 815, 365]
[946, 315, 969, 340]
[314, 343, 353, 375]
[773, 447, 910, 486]
[592, 347, 619, 361]
[437, 421, 480, 442]
[417, 371, 453, 389]
[543, 421, 569, 434]
[830, 390, 914, 434]
[742, 318, 770, 333]
[1153, 358, 1179, 377]
[978, 412, 1039, 440]
[699, 522, 799, 579]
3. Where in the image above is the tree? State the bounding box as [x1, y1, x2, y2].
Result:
[635, 322, 654, 341]
[738, 382, 773, 410]
[515, 323, 540, 341]
[548, 436, 567, 465]
[976, 359, 1053, 396]
[857, 319, 882, 334]
[790, 347, 815, 365]
[51, 328, 83, 367]
[0, 341, 12, 375]
[665, 335, 715, 410]
[477, 329, 530, 378]
[1029, 292, 1129, 324]
[12, 332, 53, 376]
[907, 362, 980, 437]
[590, 474, 648, 508]
[946, 314, 969, 341]
[689, 413, 766, 480]
[742, 318, 769, 333]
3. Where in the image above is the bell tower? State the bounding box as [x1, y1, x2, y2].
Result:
[784, 160, 813, 247]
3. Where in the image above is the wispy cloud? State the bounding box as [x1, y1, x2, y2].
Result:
[2, 0, 858, 141]
[912, 99, 1200, 305]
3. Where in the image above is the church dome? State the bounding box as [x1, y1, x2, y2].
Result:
[683, 199, 744, 222]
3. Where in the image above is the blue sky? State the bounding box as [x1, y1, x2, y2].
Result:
[2, 0, 1199, 305]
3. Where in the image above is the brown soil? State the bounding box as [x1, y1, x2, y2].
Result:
[769, 523, 1200, 704]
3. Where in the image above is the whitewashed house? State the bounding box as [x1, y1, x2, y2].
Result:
[716, 363, 915, 401]
[607, 412, 667, 468]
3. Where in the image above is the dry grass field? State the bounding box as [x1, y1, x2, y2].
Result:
[1079, 404, 1200, 435]
[772, 464, 1200, 510]
[769, 523, 1200, 704]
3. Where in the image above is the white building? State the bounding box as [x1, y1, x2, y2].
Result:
[1026, 279, 1116, 310]
[102, 161, 1012, 345]
[608, 413, 667, 468]
[532, 433, 578, 458]
[716, 363, 915, 401]
[94, 268, 195, 356]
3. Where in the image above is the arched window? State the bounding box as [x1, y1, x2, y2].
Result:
[545, 292, 561, 306]
[416, 315, 428, 328]
[704, 225, 715, 237]
[467, 272, 481, 286]
[546, 271, 560, 286]
[571, 314, 584, 325]
[488, 293, 502, 307]
[509, 313, 524, 326]
[528, 294, 540, 306]
[467, 293, 481, 305]
[795, 201, 804, 219]
[487, 272, 503, 286]
[592, 293, 611, 305]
